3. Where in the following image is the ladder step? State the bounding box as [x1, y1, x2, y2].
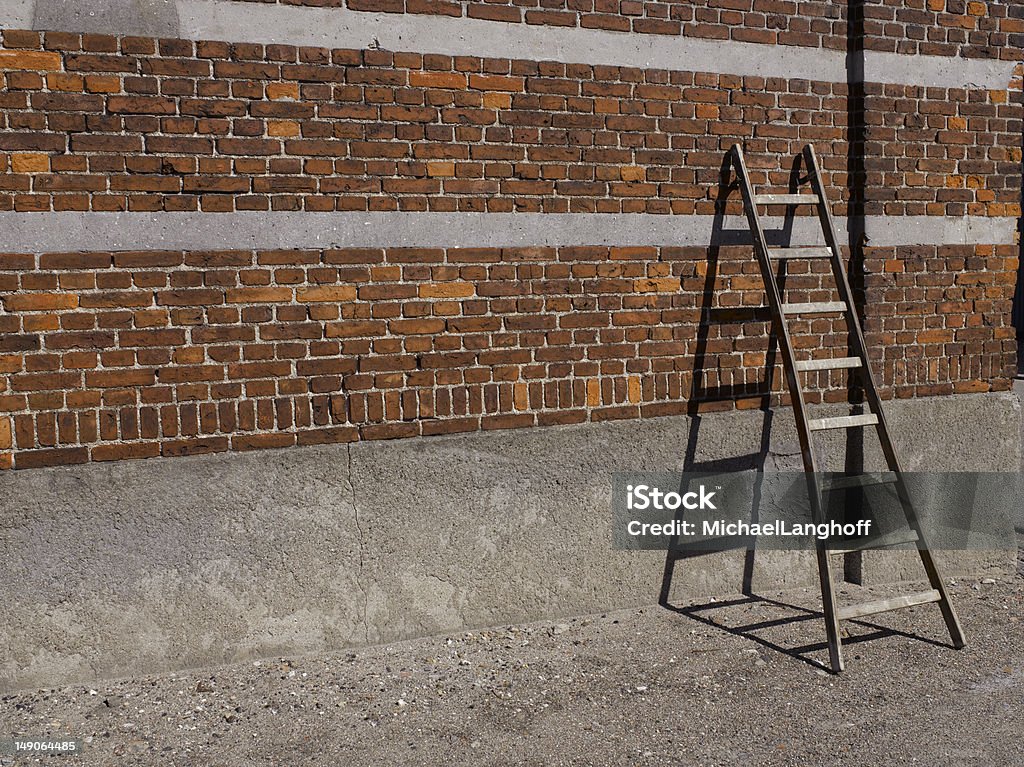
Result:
[820, 471, 897, 491]
[753, 194, 819, 205]
[795, 356, 862, 372]
[782, 301, 847, 314]
[829, 528, 919, 555]
[808, 413, 879, 431]
[768, 247, 832, 260]
[837, 589, 941, 621]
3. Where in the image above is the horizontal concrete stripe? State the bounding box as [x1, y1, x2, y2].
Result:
[1, 0, 1015, 89]
[178, 0, 847, 83]
[862, 215, 1018, 248]
[0, 212, 1013, 252]
[863, 50, 1013, 90]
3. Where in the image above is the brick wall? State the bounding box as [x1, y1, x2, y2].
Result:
[861, 83, 1020, 216]
[0, 30, 853, 214]
[0, 238, 1015, 469]
[0, 243, 863, 469]
[862, 0, 1023, 60]
[0, 2, 1019, 470]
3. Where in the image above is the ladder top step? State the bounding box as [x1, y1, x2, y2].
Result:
[808, 413, 879, 431]
[753, 193, 819, 205]
[829, 527, 919, 555]
[782, 301, 846, 314]
[836, 589, 941, 622]
[820, 471, 897, 491]
[768, 247, 832, 260]
[795, 356, 862, 372]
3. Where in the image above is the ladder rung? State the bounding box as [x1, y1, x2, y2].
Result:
[808, 413, 879, 431]
[753, 194, 818, 205]
[768, 247, 832, 260]
[795, 356, 862, 372]
[782, 301, 846, 314]
[837, 589, 941, 621]
[820, 471, 897, 491]
[829, 528, 919, 555]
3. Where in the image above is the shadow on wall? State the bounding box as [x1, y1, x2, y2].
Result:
[659, 150, 808, 602]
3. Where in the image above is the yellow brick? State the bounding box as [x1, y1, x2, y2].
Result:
[427, 161, 456, 178]
[468, 74, 524, 92]
[47, 72, 82, 91]
[85, 74, 121, 93]
[268, 120, 300, 137]
[947, 116, 967, 131]
[409, 71, 467, 90]
[0, 453, 11, 471]
[927, 0, 944, 10]
[482, 93, 511, 109]
[266, 82, 299, 100]
[418, 282, 475, 299]
[23, 314, 60, 331]
[989, 90, 1007, 104]
[513, 383, 528, 411]
[11, 153, 49, 173]
[0, 417, 10, 450]
[621, 166, 645, 182]
[633, 277, 679, 293]
[587, 378, 601, 407]
[2, 292, 77, 311]
[967, 1, 984, 15]
[225, 287, 293, 303]
[627, 376, 641, 404]
[0, 50, 62, 71]
[296, 285, 357, 303]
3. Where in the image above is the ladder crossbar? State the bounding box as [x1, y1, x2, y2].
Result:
[768, 247, 832, 259]
[829, 528, 919, 555]
[753, 193, 818, 205]
[795, 356, 862, 372]
[808, 413, 878, 431]
[820, 471, 897, 491]
[782, 301, 847, 314]
[837, 590, 941, 621]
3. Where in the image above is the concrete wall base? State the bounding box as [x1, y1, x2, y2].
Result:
[1, 392, 1018, 691]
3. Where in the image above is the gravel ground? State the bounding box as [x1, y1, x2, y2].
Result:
[2, 560, 1022, 767]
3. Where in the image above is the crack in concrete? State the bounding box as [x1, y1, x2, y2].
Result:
[346, 442, 370, 644]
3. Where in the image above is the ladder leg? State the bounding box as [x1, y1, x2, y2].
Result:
[815, 543, 845, 672]
[914, 546, 967, 649]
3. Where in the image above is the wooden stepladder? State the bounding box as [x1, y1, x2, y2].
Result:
[729, 143, 966, 672]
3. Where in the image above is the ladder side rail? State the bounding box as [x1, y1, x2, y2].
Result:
[802, 145, 966, 649]
[732, 144, 818, 476]
[802, 144, 902, 472]
[732, 144, 845, 672]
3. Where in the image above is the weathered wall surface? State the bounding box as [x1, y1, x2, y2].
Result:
[1, 391, 1018, 692]
[0, 1, 1019, 469]
[0, 0, 1020, 691]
